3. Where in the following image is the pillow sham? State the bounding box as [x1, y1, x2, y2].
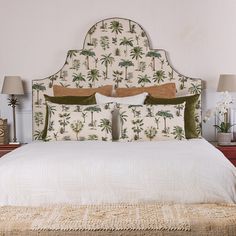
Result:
[44, 94, 96, 105]
[95, 92, 148, 141]
[115, 83, 176, 98]
[43, 102, 114, 141]
[144, 94, 200, 139]
[53, 85, 113, 97]
[95, 92, 148, 105]
[117, 103, 186, 142]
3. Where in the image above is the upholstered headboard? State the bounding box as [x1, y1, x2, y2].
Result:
[32, 17, 202, 139]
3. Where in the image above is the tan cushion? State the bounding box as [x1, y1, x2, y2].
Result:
[53, 85, 113, 97]
[115, 83, 176, 98]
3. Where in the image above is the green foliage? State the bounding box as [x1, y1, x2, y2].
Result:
[214, 122, 235, 133]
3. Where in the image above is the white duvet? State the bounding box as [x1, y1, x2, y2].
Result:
[0, 139, 236, 206]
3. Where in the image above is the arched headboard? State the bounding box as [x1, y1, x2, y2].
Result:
[32, 17, 202, 140]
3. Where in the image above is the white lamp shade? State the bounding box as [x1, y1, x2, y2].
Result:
[217, 74, 236, 92]
[1, 76, 24, 95]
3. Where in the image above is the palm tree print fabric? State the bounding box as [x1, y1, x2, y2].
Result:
[32, 18, 201, 140]
[117, 103, 186, 141]
[44, 102, 113, 141]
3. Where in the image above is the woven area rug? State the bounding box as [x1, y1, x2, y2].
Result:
[0, 203, 235, 233]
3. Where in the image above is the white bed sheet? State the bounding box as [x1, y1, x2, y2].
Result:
[0, 139, 235, 206]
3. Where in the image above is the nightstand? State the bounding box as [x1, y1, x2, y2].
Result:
[215, 145, 236, 167]
[0, 144, 21, 158]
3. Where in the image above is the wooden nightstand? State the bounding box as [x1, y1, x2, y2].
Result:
[215, 145, 236, 167]
[0, 144, 21, 158]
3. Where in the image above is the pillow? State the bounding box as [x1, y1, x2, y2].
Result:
[95, 92, 148, 141]
[144, 94, 200, 139]
[95, 92, 148, 105]
[44, 94, 96, 105]
[115, 83, 176, 98]
[53, 85, 113, 97]
[43, 102, 114, 141]
[117, 103, 186, 142]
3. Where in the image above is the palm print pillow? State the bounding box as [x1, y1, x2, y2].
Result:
[44, 102, 114, 141]
[117, 102, 186, 141]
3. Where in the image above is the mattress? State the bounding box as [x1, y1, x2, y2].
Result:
[0, 138, 235, 206]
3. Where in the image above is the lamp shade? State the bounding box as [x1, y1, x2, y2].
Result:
[1, 76, 24, 95]
[217, 74, 236, 92]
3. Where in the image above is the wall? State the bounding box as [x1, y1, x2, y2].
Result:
[0, 0, 236, 143]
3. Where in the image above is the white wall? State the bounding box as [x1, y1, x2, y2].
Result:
[0, 0, 236, 143]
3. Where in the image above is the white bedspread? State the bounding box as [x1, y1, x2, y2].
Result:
[0, 139, 235, 206]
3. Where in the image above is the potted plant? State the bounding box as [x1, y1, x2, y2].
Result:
[204, 92, 235, 145]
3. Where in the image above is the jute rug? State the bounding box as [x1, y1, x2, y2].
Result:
[0, 203, 235, 233]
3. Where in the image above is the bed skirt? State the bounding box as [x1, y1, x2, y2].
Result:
[0, 203, 236, 236]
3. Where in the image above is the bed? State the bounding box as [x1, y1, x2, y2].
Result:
[0, 17, 236, 236]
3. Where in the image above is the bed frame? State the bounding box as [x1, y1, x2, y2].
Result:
[32, 17, 202, 140]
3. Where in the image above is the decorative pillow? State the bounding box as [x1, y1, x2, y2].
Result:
[44, 94, 96, 105]
[95, 92, 148, 105]
[43, 102, 114, 141]
[95, 92, 148, 141]
[117, 103, 186, 142]
[53, 85, 113, 97]
[144, 94, 200, 139]
[115, 83, 176, 98]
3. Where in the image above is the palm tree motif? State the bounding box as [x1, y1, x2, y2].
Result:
[132, 119, 144, 140]
[143, 39, 149, 51]
[72, 73, 85, 88]
[66, 50, 77, 64]
[135, 35, 140, 45]
[168, 69, 174, 81]
[153, 70, 166, 84]
[47, 104, 56, 125]
[87, 25, 97, 46]
[99, 118, 112, 136]
[157, 110, 174, 134]
[34, 112, 44, 127]
[61, 105, 70, 112]
[70, 59, 80, 71]
[113, 70, 123, 88]
[119, 37, 133, 56]
[146, 51, 161, 71]
[70, 121, 84, 141]
[130, 46, 144, 70]
[87, 69, 100, 86]
[119, 111, 128, 138]
[80, 49, 95, 70]
[100, 20, 107, 31]
[88, 134, 98, 141]
[58, 113, 71, 134]
[118, 59, 134, 80]
[32, 83, 46, 105]
[172, 126, 185, 140]
[81, 112, 87, 123]
[179, 76, 188, 90]
[145, 126, 157, 141]
[128, 20, 136, 33]
[84, 106, 101, 127]
[53, 132, 58, 141]
[155, 117, 160, 129]
[109, 20, 123, 39]
[188, 83, 201, 94]
[139, 61, 146, 72]
[33, 130, 43, 140]
[130, 106, 141, 117]
[100, 36, 109, 50]
[48, 75, 58, 88]
[60, 70, 68, 81]
[138, 74, 151, 86]
[174, 104, 184, 116]
[100, 53, 114, 79]
[146, 107, 154, 117]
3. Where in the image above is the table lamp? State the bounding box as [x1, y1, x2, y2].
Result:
[1, 76, 24, 144]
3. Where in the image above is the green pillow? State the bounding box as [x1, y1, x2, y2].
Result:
[144, 94, 200, 139]
[42, 94, 97, 140]
[44, 94, 96, 105]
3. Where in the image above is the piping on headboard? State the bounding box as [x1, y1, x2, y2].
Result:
[32, 17, 202, 140]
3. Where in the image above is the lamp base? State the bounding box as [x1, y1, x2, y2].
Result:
[9, 142, 20, 145]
